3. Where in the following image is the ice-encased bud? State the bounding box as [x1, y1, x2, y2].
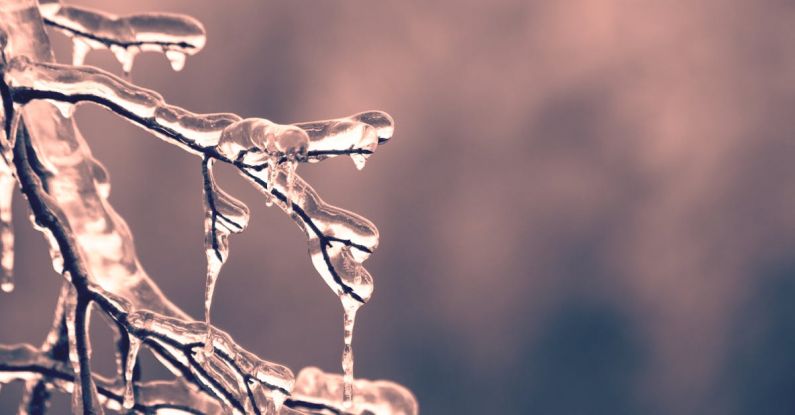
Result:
[217, 118, 309, 165]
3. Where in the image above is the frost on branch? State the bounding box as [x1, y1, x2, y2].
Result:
[0, 1, 415, 414]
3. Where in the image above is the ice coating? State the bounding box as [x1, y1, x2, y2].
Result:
[122, 334, 141, 409]
[39, 3, 206, 74]
[291, 367, 418, 415]
[4, 58, 384, 305]
[295, 110, 395, 170]
[4, 59, 390, 160]
[155, 106, 241, 148]
[6, 57, 165, 119]
[342, 306, 358, 409]
[241, 167, 377, 305]
[126, 309, 295, 411]
[0, 105, 18, 291]
[0, 14, 413, 412]
[202, 157, 250, 356]
[0, 344, 56, 385]
[242, 164, 376, 407]
[0, 342, 223, 413]
[0, 160, 14, 292]
[63, 283, 103, 414]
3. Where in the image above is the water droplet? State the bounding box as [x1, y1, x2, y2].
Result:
[72, 39, 91, 66]
[111, 45, 138, 76]
[165, 50, 186, 72]
[271, 389, 287, 412]
[350, 153, 367, 170]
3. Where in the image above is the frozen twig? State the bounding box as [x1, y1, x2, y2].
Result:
[39, 2, 206, 73]
[0, 1, 417, 413]
[3, 58, 391, 306]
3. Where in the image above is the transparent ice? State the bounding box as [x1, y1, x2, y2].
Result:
[0, 1, 416, 414]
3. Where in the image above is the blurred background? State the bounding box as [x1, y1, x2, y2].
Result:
[1, 0, 795, 413]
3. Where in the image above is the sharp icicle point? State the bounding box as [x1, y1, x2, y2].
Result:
[341, 303, 359, 409]
[71, 39, 91, 66]
[201, 158, 249, 358]
[123, 334, 141, 409]
[350, 153, 367, 170]
[0, 164, 15, 293]
[165, 50, 186, 72]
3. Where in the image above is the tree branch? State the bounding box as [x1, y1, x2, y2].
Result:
[0, 2, 417, 413]
[4, 57, 388, 305]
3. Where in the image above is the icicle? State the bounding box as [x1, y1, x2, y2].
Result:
[201, 284, 218, 359]
[5, 110, 21, 158]
[215, 118, 312, 211]
[201, 158, 249, 358]
[271, 389, 288, 413]
[44, 5, 207, 76]
[48, 100, 74, 118]
[165, 50, 186, 72]
[72, 39, 91, 66]
[123, 334, 141, 409]
[285, 158, 297, 209]
[63, 282, 83, 414]
[350, 153, 367, 170]
[341, 302, 359, 409]
[111, 45, 139, 76]
[264, 158, 278, 208]
[0, 166, 15, 293]
[241, 168, 378, 306]
[295, 113, 385, 163]
[283, 156, 298, 213]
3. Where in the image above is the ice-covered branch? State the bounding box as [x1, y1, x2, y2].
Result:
[0, 99, 289, 412]
[0, 343, 219, 414]
[1, 344, 416, 415]
[0, 2, 417, 413]
[3, 57, 392, 308]
[12, 119, 297, 413]
[39, 2, 206, 73]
